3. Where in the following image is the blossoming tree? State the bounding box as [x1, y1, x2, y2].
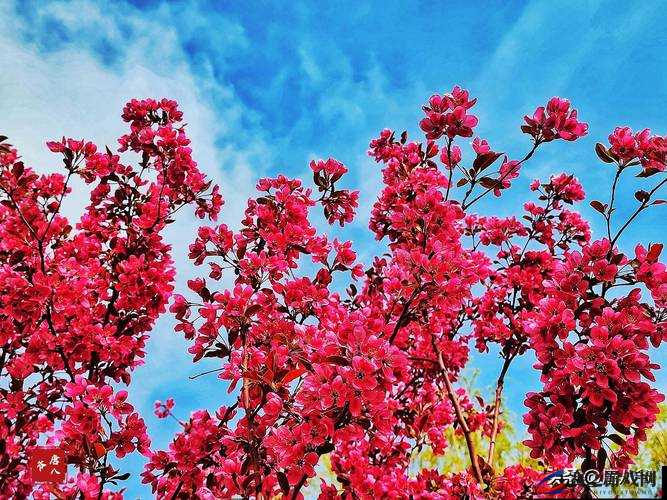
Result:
[0, 99, 221, 498]
[1, 88, 665, 499]
[143, 88, 665, 499]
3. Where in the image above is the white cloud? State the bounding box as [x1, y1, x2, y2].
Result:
[0, 0, 266, 443]
[1, 0, 263, 220]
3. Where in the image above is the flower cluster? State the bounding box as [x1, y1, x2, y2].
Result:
[3, 86, 664, 499]
[118, 97, 223, 219]
[523, 244, 666, 468]
[419, 86, 479, 140]
[310, 158, 360, 226]
[0, 100, 219, 497]
[154, 398, 175, 419]
[522, 97, 588, 143]
[601, 126, 667, 175]
[142, 87, 662, 500]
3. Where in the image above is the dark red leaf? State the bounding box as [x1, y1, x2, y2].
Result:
[647, 243, 663, 261]
[596, 447, 607, 471]
[280, 368, 305, 385]
[610, 252, 625, 265]
[611, 422, 631, 435]
[479, 177, 498, 189]
[589, 200, 606, 214]
[595, 143, 615, 163]
[245, 304, 262, 317]
[473, 152, 502, 172]
[607, 434, 625, 446]
[277, 471, 289, 494]
[637, 167, 661, 178]
[327, 355, 350, 366]
[11, 163, 23, 178]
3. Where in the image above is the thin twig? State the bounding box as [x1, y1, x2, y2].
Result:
[462, 142, 539, 210]
[487, 353, 515, 468]
[435, 345, 485, 485]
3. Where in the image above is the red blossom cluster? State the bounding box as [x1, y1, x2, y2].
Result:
[140, 87, 665, 499]
[0, 99, 220, 498]
[419, 86, 479, 140]
[522, 97, 588, 143]
[310, 158, 360, 226]
[602, 126, 667, 176]
[2, 86, 665, 499]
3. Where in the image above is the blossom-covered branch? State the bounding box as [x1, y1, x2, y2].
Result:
[144, 87, 664, 499]
[0, 98, 221, 498]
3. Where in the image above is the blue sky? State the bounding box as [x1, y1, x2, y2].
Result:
[1, 0, 666, 497]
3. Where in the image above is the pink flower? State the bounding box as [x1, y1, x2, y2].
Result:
[523, 97, 587, 143]
[446, 106, 478, 138]
[440, 145, 462, 168]
[471, 137, 490, 154]
[609, 126, 639, 161]
[348, 356, 378, 391]
[154, 398, 175, 419]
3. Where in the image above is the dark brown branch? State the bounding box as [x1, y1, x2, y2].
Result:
[435, 346, 485, 486]
[291, 474, 308, 500]
[487, 353, 515, 468]
[388, 287, 421, 344]
[462, 142, 539, 210]
[610, 177, 667, 248]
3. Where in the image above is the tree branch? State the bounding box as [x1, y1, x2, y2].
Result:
[388, 287, 421, 344]
[462, 142, 539, 210]
[487, 352, 515, 468]
[435, 345, 485, 486]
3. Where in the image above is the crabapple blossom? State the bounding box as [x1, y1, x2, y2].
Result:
[3, 86, 665, 499]
[0, 98, 220, 497]
[144, 87, 663, 499]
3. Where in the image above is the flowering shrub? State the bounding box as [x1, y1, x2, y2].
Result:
[0, 99, 221, 498]
[141, 88, 665, 499]
[1, 88, 665, 498]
